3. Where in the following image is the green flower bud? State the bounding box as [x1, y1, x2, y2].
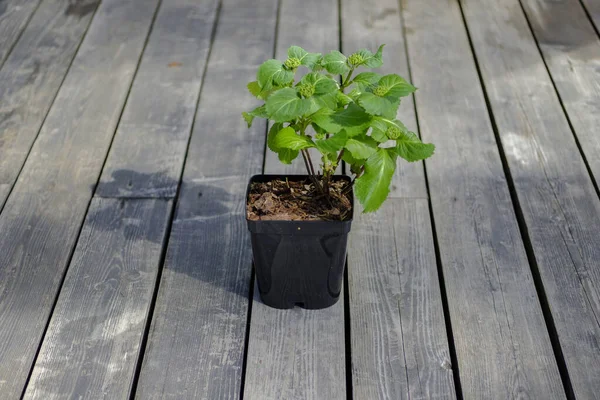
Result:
[348, 53, 364, 66]
[298, 83, 315, 98]
[386, 126, 402, 140]
[373, 85, 387, 97]
[284, 57, 301, 69]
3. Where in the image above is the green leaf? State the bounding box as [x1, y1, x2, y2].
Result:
[288, 46, 322, 69]
[315, 130, 348, 154]
[322, 51, 350, 74]
[241, 105, 268, 128]
[393, 131, 435, 162]
[342, 151, 365, 173]
[266, 88, 311, 122]
[312, 103, 372, 136]
[351, 72, 382, 91]
[336, 91, 353, 106]
[247, 81, 262, 97]
[352, 44, 385, 68]
[267, 124, 300, 164]
[273, 127, 315, 150]
[300, 72, 338, 95]
[377, 74, 416, 99]
[355, 148, 397, 212]
[344, 135, 378, 159]
[257, 59, 294, 90]
[357, 92, 399, 118]
[267, 123, 284, 152]
[278, 149, 299, 164]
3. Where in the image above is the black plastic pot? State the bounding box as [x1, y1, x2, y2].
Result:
[246, 174, 353, 309]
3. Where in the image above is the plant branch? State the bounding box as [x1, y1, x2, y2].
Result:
[341, 67, 355, 90]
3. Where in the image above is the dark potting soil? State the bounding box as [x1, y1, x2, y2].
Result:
[247, 178, 352, 221]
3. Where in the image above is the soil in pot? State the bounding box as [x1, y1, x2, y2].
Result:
[246, 178, 352, 221]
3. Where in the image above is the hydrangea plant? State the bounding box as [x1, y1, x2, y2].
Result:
[243, 45, 435, 212]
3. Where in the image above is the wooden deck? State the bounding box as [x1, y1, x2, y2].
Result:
[0, 0, 599, 398]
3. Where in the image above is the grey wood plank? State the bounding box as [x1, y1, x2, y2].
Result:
[580, 0, 600, 33]
[341, 0, 426, 199]
[134, 0, 277, 398]
[348, 200, 455, 400]
[402, 0, 566, 398]
[243, 1, 346, 399]
[520, 0, 600, 189]
[97, 0, 219, 198]
[460, 0, 600, 396]
[0, 0, 41, 66]
[0, 0, 160, 397]
[0, 0, 98, 210]
[0, 184, 9, 210]
[341, 0, 455, 397]
[23, 198, 171, 400]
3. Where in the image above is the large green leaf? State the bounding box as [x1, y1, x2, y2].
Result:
[322, 51, 350, 74]
[314, 130, 348, 154]
[344, 135, 378, 159]
[267, 124, 299, 164]
[351, 72, 381, 91]
[300, 72, 338, 95]
[273, 127, 315, 150]
[288, 46, 322, 70]
[311, 103, 372, 136]
[377, 74, 416, 99]
[241, 105, 268, 128]
[266, 88, 311, 122]
[355, 148, 397, 212]
[357, 92, 399, 118]
[393, 131, 435, 162]
[257, 59, 294, 90]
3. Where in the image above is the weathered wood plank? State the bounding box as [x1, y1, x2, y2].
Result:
[0, 0, 41, 66]
[580, 0, 600, 33]
[0, 0, 160, 397]
[0, 184, 9, 210]
[243, 1, 346, 399]
[520, 0, 600, 189]
[341, 0, 426, 199]
[341, 0, 455, 398]
[96, 0, 219, 198]
[348, 200, 455, 400]
[134, 0, 277, 398]
[460, 0, 600, 396]
[23, 198, 171, 399]
[402, 0, 565, 398]
[0, 0, 97, 209]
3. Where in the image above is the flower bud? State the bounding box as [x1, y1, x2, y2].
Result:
[298, 83, 315, 98]
[284, 57, 301, 69]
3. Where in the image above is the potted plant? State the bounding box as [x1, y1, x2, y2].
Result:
[243, 45, 434, 309]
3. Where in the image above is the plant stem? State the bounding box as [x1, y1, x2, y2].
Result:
[336, 149, 344, 166]
[304, 149, 317, 177]
[341, 68, 355, 90]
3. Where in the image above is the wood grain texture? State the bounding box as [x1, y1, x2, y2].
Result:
[243, 1, 346, 399]
[403, 0, 565, 398]
[0, 0, 41, 66]
[348, 200, 455, 400]
[134, 0, 277, 398]
[341, 0, 426, 199]
[580, 0, 600, 32]
[520, 0, 600, 188]
[0, 0, 97, 206]
[0, 0, 159, 397]
[23, 198, 171, 399]
[97, 0, 219, 198]
[460, 0, 600, 396]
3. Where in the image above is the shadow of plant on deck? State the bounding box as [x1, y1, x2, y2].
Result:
[90, 169, 253, 300]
